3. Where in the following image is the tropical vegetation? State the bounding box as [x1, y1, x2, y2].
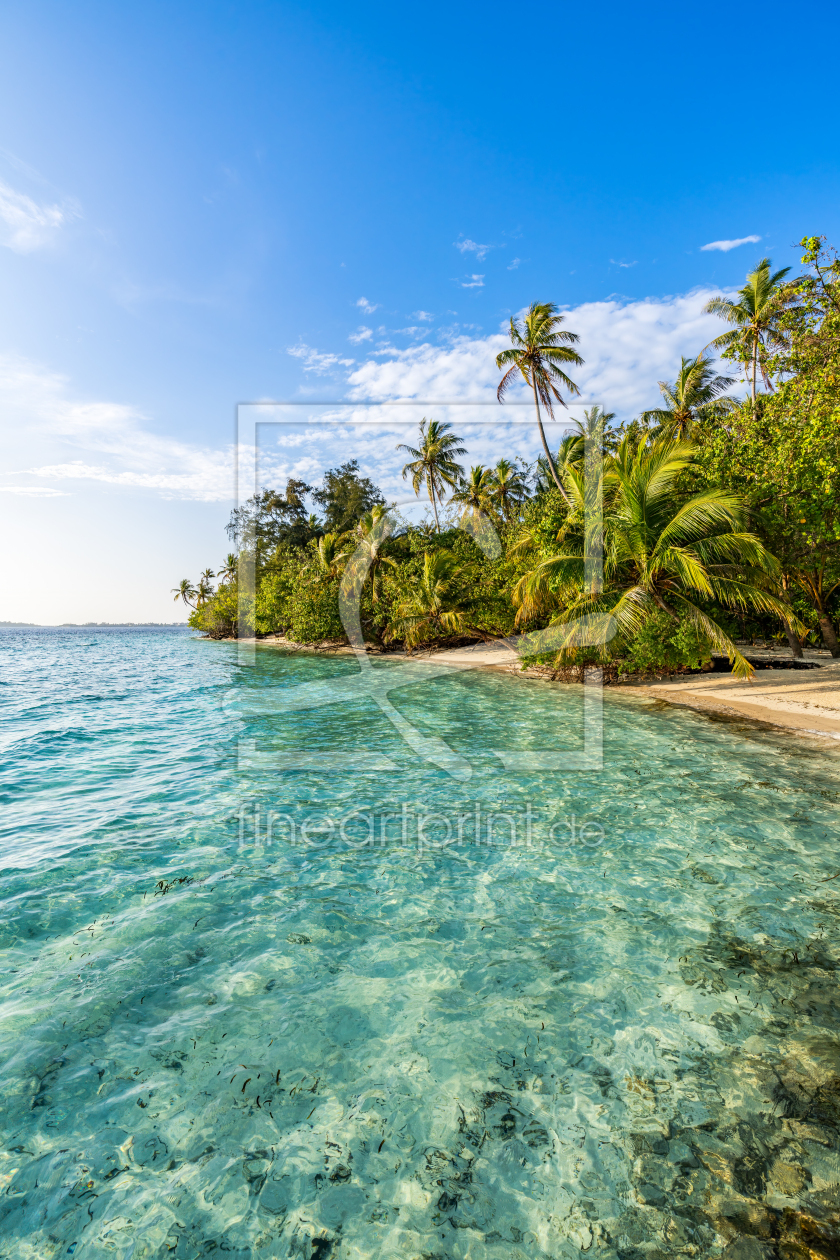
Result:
[182, 236, 840, 678]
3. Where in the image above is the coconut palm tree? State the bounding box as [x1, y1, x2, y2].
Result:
[303, 532, 350, 582]
[172, 578, 197, 609]
[490, 458, 529, 520]
[704, 258, 796, 402]
[640, 354, 736, 438]
[397, 418, 466, 531]
[451, 465, 498, 519]
[218, 554, 237, 583]
[495, 302, 583, 499]
[386, 550, 476, 651]
[343, 504, 398, 603]
[514, 434, 801, 678]
[195, 576, 214, 607]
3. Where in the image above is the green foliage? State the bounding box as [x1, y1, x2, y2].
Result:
[621, 612, 712, 674]
[286, 578, 344, 643]
[189, 583, 240, 639]
[312, 459, 384, 534]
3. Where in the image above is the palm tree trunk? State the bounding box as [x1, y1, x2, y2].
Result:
[781, 619, 803, 659]
[532, 377, 571, 506]
[751, 334, 758, 403]
[818, 613, 840, 657]
[428, 475, 440, 532]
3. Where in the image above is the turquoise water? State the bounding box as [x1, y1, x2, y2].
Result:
[2, 628, 840, 1259]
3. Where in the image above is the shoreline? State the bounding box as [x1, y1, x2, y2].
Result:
[225, 633, 840, 744]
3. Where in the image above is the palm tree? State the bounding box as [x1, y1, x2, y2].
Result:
[704, 258, 795, 402]
[172, 578, 197, 609]
[397, 418, 466, 531]
[495, 302, 584, 499]
[218, 554, 237, 583]
[640, 354, 736, 438]
[303, 532, 349, 581]
[385, 551, 475, 651]
[514, 434, 801, 679]
[451, 465, 498, 519]
[343, 504, 398, 603]
[195, 576, 214, 608]
[490, 458, 529, 520]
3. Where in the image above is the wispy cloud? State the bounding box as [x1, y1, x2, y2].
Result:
[287, 342, 355, 373]
[0, 353, 235, 501]
[460, 274, 485, 289]
[348, 326, 373, 344]
[610, 259, 637, 268]
[507, 258, 521, 271]
[454, 238, 491, 261]
[0, 179, 77, 252]
[356, 296, 379, 314]
[414, 310, 434, 321]
[701, 234, 761, 253]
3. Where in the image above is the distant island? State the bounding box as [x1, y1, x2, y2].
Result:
[0, 621, 188, 628]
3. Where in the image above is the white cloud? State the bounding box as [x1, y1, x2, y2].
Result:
[0, 179, 76, 252]
[460, 274, 485, 288]
[347, 289, 730, 418]
[701, 235, 761, 252]
[507, 258, 521, 270]
[0, 353, 234, 501]
[287, 342, 355, 373]
[348, 326, 373, 344]
[455, 238, 491, 261]
[356, 296, 379, 314]
[0, 485, 68, 496]
[414, 310, 434, 321]
[610, 259, 637, 268]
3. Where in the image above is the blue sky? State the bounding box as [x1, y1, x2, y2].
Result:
[1, 0, 839, 621]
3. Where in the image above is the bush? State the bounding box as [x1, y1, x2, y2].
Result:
[621, 612, 712, 674]
[286, 579, 345, 643]
[188, 584, 240, 639]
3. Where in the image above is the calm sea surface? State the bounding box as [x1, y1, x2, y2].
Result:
[2, 627, 840, 1259]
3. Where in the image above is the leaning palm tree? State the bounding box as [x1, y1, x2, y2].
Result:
[451, 465, 498, 519]
[397, 418, 466, 531]
[514, 434, 801, 679]
[172, 578, 197, 609]
[640, 354, 736, 438]
[490, 458, 529, 520]
[704, 258, 795, 402]
[495, 302, 583, 499]
[385, 551, 475, 651]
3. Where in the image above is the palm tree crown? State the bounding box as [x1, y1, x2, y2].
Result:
[451, 465, 498, 518]
[304, 532, 349, 581]
[172, 578, 197, 608]
[495, 302, 583, 497]
[343, 504, 398, 603]
[386, 550, 474, 651]
[641, 354, 736, 438]
[490, 458, 529, 520]
[397, 418, 466, 532]
[704, 258, 795, 401]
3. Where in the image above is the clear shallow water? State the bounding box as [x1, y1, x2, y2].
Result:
[2, 628, 840, 1259]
